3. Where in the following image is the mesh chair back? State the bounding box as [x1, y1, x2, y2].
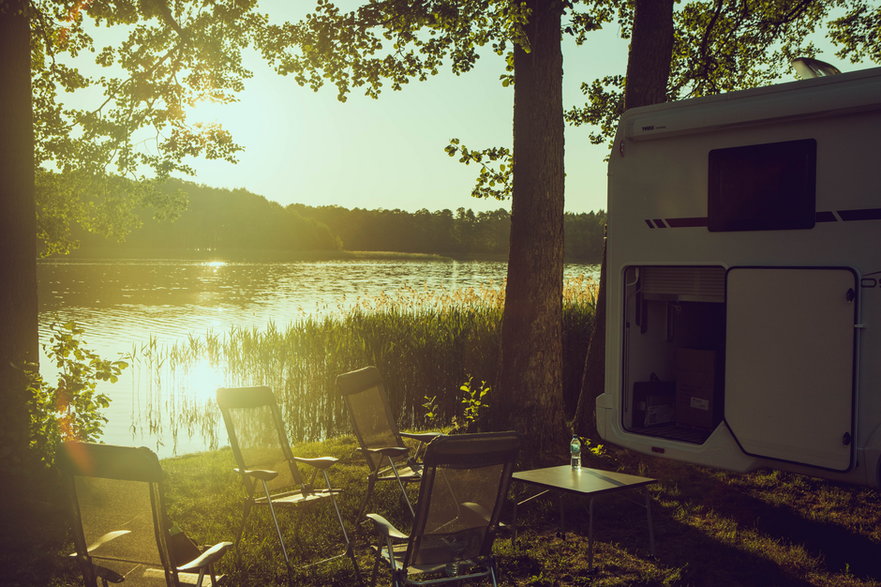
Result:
[336, 366, 403, 471]
[217, 386, 306, 491]
[58, 442, 169, 582]
[407, 432, 520, 568]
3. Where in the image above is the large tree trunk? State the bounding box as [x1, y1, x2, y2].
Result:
[495, 0, 566, 460]
[0, 0, 38, 481]
[573, 0, 673, 437]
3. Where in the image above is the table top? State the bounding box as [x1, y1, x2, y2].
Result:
[512, 465, 657, 497]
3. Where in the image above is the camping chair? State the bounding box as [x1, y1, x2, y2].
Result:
[365, 431, 521, 587]
[336, 366, 442, 520]
[57, 441, 232, 586]
[215, 386, 357, 573]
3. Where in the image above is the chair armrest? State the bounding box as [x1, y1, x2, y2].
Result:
[177, 541, 234, 572]
[365, 446, 410, 458]
[71, 530, 131, 555]
[234, 467, 278, 481]
[365, 513, 409, 541]
[291, 456, 338, 470]
[401, 431, 443, 444]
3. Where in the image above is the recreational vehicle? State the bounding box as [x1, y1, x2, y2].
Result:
[596, 66, 881, 487]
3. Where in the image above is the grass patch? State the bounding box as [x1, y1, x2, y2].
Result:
[24, 438, 881, 586]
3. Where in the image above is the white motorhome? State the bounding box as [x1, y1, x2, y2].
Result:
[596, 66, 881, 487]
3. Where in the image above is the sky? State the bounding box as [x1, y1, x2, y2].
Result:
[86, 2, 862, 216]
[176, 2, 631, 215]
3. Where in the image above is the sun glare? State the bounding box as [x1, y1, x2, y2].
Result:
[184, 357, 227, 402]
[185, 94, 231, 127]
[202, 260, 227, 271]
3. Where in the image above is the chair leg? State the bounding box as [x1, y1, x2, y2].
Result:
[370, 545, 382, 587]
[489, 561, 499, 587]
[357, 475, 377, 522]
[386, 458, 415, 519]
[323, 471, 362, 582]
[261, 480, 291, 566]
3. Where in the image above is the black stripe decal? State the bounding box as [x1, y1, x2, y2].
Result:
[838, 208, 881, 221]
[645, 208, 881, 229]
[666, 217, 708, 228]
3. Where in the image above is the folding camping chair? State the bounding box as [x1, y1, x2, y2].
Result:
[215, 386, 357, 573]
[365, 431, 521, 587]
[57, 441, 232, 586]
[336, 366, 442, 519]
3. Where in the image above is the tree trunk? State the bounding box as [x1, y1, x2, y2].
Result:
[495, 0, 566, 460]
[572, 0, 673, 437]
[0, 0, 38, 479]
[624, 0, 675, 110]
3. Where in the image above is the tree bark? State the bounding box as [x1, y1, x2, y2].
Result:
[0, 0, 38, 470]
[625, 0, 675, 110]
[495, 0, 566, 460]
[573, 0, 673, 437]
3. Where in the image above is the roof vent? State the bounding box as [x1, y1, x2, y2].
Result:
[792, 57, 841, 79]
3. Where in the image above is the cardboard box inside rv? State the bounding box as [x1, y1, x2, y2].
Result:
[675, 348, 720, 429]
[632, 380, 675, 427]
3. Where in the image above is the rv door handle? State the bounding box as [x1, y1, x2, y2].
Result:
[846, 288, 856, 302]
[842, 432, 852, 446]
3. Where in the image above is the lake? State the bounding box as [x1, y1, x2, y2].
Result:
[38, 258, 599, 456]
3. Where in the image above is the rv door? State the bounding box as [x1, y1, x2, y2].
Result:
[725, 268, 856, 471]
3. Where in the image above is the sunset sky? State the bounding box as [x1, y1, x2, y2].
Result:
[90, 1, 860, 216]
[180, 21, 629, 215]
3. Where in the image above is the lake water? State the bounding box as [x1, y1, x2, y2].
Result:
[38, 258, 598, 455]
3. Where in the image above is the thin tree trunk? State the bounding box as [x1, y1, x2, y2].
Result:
[495, 0, 566, 461]
[0, 0, 38, 462]
[0, 0, 39, 553]
[573, 0, 673, 437]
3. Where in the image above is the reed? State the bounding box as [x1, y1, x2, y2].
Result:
[127, 277, 597, 448]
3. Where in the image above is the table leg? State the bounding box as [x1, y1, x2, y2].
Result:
[558, 492, 566, 536]
[588, 496, 595, 571]
[645, 488, 656, 557]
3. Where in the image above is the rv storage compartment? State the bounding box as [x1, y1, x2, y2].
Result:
[623, 266, 725, 443]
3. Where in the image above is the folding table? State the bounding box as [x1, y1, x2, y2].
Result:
[512, 465, 657, 570]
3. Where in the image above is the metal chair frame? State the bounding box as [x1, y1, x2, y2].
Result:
[365, 431, 521, 587]
[58, 441, 232, 587]
[336, 366, 441, 520]
[216, 386, 358, 575]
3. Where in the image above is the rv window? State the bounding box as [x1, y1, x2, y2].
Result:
[708, 139, 816, 232]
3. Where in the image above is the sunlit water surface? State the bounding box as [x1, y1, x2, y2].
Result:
[38, 258, 598, 456]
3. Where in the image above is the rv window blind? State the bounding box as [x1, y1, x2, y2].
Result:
[641, 266, 725, 303]
[708, 139, 816, 232]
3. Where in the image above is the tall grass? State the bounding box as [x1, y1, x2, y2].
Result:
[128, 276, 597, 449]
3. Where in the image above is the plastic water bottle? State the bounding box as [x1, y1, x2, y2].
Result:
[570, 434, 581, 470]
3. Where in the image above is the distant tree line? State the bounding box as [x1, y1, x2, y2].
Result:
[70, 179, 605, 262]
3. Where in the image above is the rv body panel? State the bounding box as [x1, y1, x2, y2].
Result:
[599, 66, 881, 486]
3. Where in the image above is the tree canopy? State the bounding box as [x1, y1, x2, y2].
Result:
[29, 0, 268, 255]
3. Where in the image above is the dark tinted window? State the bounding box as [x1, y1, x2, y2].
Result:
[708, 139, 816, 232]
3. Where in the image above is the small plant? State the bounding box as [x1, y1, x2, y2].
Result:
[457, 376, 490, 431]
[421, 394, 440, 426]
[26, 321, 128, 465]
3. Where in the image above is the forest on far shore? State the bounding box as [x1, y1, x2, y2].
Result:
[67, 179, 606, 263]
